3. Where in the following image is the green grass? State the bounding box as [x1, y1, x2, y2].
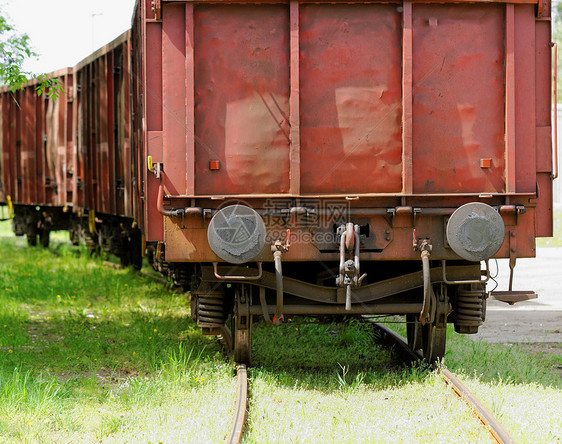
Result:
[386, 321, 562, 388]
[247, 319, 561, 443]
[0, 222, 235, 442]
[0, 219, 561, 442]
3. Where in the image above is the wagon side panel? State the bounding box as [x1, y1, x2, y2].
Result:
[534, 14, 553, 237]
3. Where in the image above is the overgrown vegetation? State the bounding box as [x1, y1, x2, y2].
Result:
[249, 318, 561, 443]
[0, 227, 234, 442]
[0, 221, 560, 442]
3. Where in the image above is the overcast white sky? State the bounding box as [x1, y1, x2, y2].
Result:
[0, 0, 137, 74]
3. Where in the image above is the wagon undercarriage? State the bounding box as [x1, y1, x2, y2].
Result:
[191, 260, 486, 363]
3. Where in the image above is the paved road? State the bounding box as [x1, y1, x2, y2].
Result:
[473, 247, 562, 343]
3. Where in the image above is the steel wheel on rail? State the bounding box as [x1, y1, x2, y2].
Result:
[421, 324, 446, 363]
[232, 285, 252, 364]
[421, 284, 449, 363]
[26, 226, 37, 247]
[406, 314, 423, 352]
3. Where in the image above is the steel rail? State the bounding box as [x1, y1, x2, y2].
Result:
[226, 363, 248, 444]
[439, 368, 514, 444]
[362, 317, 514, 444]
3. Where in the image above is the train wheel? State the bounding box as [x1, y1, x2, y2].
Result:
[421, 284, 448, 363]
[119, 251, 131, 268]
[406, 314, 423, 351]
[233, 285, 252, 364]
[39, 228, 50, 248]
[26, 227, 37, 246]
[421, 324, 446, 363]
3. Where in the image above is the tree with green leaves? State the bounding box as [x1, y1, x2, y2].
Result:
[0, 13, 63, 99]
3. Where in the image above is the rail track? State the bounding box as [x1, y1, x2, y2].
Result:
[103, 259, 250, 444]
[226, 364, 249, 444]
[99, 258, 512, 443]
[47, 246, 250, 443]
[364, 316, 515, 444]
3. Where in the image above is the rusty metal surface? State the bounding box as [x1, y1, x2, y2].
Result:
[412, 4, 505, 194]
[439, 368, 515, 444]
[299, 4, 403, 194]
[136, 0, 551, 199]
[489, 290, 538, 303]
[134, 0, 553, 269]
[162, 197, 537, 262]
[74, 31, 134, 218]
[200, 263, 481, 303]
[535, 18, 554, 237]
[363, 320, 515, 443]
[194, 4, 291, 195]
[0, 69, 73, 208]
[227, 364, 248, 444]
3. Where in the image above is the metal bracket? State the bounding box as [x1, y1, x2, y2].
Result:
[491, 229, 538, 303]
[434, 283, 450, 327]
[236, 285, 250, 329]
[413, 207, 421, 227]
[151, 0, 162, 19]
[387, 206, 415, 228]
[508, 230, 516, 291]
[498, 205, 526, 226]
[147, 156, 162, 179]
[213, 262, 263, 280]
[441, 259, 490, 285]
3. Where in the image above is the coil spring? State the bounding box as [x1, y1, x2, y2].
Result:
[196, 290, 227, 327]
[157, 260, 169, 276]
[83, 230, 97, 248]
[455, 288, 485, 327]
[172, 267, 191, 287]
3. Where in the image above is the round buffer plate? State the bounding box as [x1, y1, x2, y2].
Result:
[208, 205, 266, 264]
[446, 202, 505, 262]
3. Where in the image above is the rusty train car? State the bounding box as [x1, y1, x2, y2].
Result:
[0, 68, 74, 246]
[0, 0, 556, 363]
[0, 32, 143, 265]
[72, 31, 143, 268]
[133, 0, 555, 363]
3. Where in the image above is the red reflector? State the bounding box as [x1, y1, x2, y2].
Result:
[480, 158, 492, 168]
[209, 160, 220, 170]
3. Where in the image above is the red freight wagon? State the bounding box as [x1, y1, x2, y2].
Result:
[0, 68, 74, 246]
[73, 30, 143, 268]
[133, 0, 554, 362]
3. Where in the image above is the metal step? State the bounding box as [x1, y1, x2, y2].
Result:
[489, 291, 538, 305]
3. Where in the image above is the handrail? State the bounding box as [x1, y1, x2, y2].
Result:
[550, 42, 558, 180]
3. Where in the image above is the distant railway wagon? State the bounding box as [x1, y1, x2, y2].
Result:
[0, 0, 555, 363]
[73, 31, 143, 268]
[0, 68, 74, 246]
